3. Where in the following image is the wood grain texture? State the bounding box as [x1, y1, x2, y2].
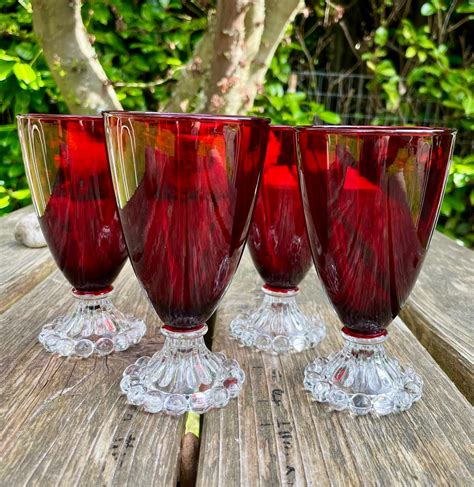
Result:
[400, 232, 474, 403]
[197, 251, 473, 486]
[0, 206, 55, 313]
[1, 204, 472, 486]
[0, 264, 185, 486]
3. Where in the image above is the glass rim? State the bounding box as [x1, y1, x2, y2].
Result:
[102, 111, 271, 124]
[270, 124, 295, 131]
[296, 125, 457, 136]
[16, 113, 101, 121]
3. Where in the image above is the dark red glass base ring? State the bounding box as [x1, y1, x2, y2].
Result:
[341, 327, 388, 340]
[72, 286, 114, 297]
[161, 324, 206, 334]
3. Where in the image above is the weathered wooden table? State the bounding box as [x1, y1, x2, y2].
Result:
[1, 207, 473, 486]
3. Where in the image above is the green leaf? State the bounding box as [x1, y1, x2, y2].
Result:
[421, 3, 436, 15]
[8, 164, 25, 178]
[418, 38, 435, 49]
[406, 46, 417, 58]
[0, 60, 15, 81]
[417, 51, 427, 62]
[446, 195, 465, 212]
[15, 89, 31, 114]
[401, 20, 416, 40]
[166, 57, 182, 66]
[10, 189, 30, 200]
[462, 96, 474, 116]
[318, 111, 341, 124]
[366, 61, 377, 72]
[0, 195, 10, 209]
[92, 4, 111, 25]
[456, 2, 474, 13]
[376, 61, 397, 77]
[382, 82, 400, 110]
[14, 42, 34, 61]
[0, 51, 19, 62]
[13, 62, 37, 84]
[374, 27, 388, 47]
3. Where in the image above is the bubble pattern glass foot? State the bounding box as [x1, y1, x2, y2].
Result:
[230, 285, 325, 354]
[303, 330, 423, 415]
[38, 288, 146, 357]
[120, 326, 244, 415]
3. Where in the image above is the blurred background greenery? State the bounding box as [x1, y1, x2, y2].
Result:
[1, 0, 472, 246]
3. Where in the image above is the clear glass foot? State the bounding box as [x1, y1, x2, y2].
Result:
[120, 325, 244, 416]
[38, 287, 147, 357]
[304, 328, 423, 415]
[229, 285, 326, 354]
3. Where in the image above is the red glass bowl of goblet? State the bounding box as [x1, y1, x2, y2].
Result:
[230, 126, 325, 353]
[297, 125, 456, 415]
[104, 112, 270, 415]
[17, 114, 146, 358]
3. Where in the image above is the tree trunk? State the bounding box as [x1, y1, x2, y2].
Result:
[32, 0, 121, 115]
[246, 0, 303, 109]
[164, 21, 215, 113]
[178, 0, 302, 114]
[32, 0, 303, 116]
[204, 0, 257, 114]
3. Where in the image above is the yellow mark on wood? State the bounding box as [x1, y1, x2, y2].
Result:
[185, 412, 200, 438]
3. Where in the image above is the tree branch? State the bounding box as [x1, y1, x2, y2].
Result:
[32, 0, 302, 117]
[199, 0, 301, 114]
[246, 0, 303, 106]
[204, 0, 254, 113]
[164, 18, 216, 112]
[32, 0, 121, 114]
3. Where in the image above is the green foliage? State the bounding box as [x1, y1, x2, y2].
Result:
[0, 0, 207, 215]
[439, 154, 474, 246]
[251, 35, 341, 125]
[356, 1, 473, 245]
[0, 0, 472, 247]
[84, 0, 208, 110]
[0, 0, 67, 214]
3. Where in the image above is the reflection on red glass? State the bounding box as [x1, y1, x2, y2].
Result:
[118, 118, 269, 331]
[298, 127, 455, 336]
[248, 126, 312, 289]
[17, 115, 146, 358]
[229, 126, 325, 354]
[40, 120, 127, 292]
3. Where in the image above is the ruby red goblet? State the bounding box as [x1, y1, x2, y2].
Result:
[17, 114, 146, 358]
[104, 112, 270, 415]
[297, 125, 456, 415]
[230, 126, 325, 353]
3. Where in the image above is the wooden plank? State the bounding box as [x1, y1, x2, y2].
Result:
[0, 264, 185, 486]
[401, 232, 474, 403]
[197, 252, 473, 486]
[0, 206, 55, 314]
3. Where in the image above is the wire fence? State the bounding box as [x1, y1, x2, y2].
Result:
[296, 71, 472, 156]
